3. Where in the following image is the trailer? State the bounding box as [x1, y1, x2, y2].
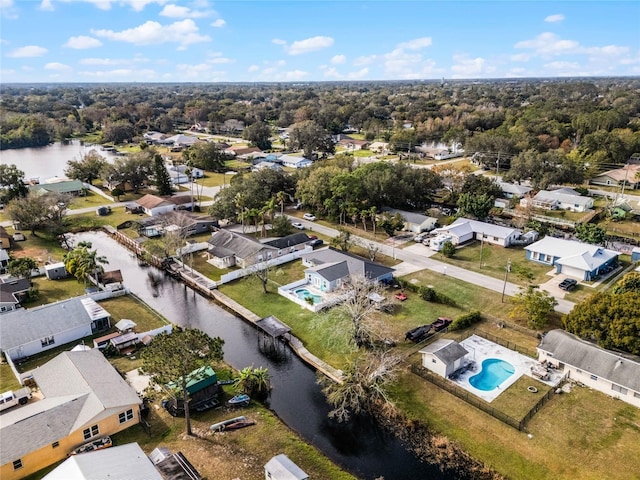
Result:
[0, 387, 32, 412]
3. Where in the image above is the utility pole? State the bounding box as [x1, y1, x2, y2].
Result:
[501, 258, 511, 303]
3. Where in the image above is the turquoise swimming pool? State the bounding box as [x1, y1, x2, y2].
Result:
[469, 358, 515, 391]
[294, 288, 322, 304]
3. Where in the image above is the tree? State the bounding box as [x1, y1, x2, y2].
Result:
[574, 223, 606, 245]
[64, 150, 107, 185]
[376, 212, 405, 237]
[111, 187, 124, 201]
[63, 241, 108, 285]
[182, 141, 225, 172]
[249, 257, 277, 294]
[234, 365, 271, 399]
[288, 120, 335, 159]
[8, 257, 37, 281]
[331, 227, 354, 252]
[271, 215, 292, 236]
[0, 164, 28, 204]
[612, 271, 640, 295]
[141, 327, 224, 436]
[321, 351, 400, 422]
[362, 241, 381, 262]
[102, 151, 154, 193]
[243, 121, 272, 150]
[457, 192, 494, 221]
[510, 285, 557, 329]
[153, 154, 173, 196]
[5, 192, 50, 235]
[441, 241, 456, 258]
[102, 119, 135, 144]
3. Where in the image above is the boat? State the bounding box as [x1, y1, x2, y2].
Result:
[210, 415, 246, 432]
[227, 394, 250, 407]
[70, 436, 112, 455]
[224, 418, 255, 431]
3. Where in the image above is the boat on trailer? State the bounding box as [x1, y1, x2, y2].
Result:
[70, 436, 113, 455]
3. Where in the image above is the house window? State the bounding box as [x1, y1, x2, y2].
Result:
[590, 375, 598, 381]
[432, 358, 436, 363]
[634, 392, 640, 399]
[493, 236, 498, 241]
[41, 336, 55, 347]
[611, 384, 628, 395]
[13, 459, 22, 470]
[119, 409, 134, 423]
[83, 424, 99, 440]
[576, 369, 581, 374]
[52, 441, 59, 448]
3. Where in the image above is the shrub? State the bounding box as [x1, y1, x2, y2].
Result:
[441, 241, 456, 258]
[450, 311, 482, 331]
[435, 291, 456, 306]
[418, 285, 436, 301]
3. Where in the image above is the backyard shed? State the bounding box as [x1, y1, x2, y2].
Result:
[45, 262, 68, 280]
[419, 339, 468, 378]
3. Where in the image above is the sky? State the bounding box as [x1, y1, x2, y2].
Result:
[1, 0, 639, 83]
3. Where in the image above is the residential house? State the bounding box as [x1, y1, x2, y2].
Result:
[0, 248, 9, 273]
[166, 164, 204, 185]
[524, 188, 594, 212]
[0, 277, 30, 313]
[136, 211, 218, 238]
[419, 339, 469, 378]
[380, 207, 437, 233]
[206, 229, 278, 269]
[44, 262, 67, 280]
[0, 226, 11, 249]
[0, 350, 142, 480]
[102, 178, 135, 193]
[590, 163, 640, 190]
[0, 296, 111, 361]
[129, 194, 196, 217]
[300, 247, 394, 293]
[265, 454, 309, 480]
[30, 179, 86, 196]
[225, 146, 262, 158]
[279, 155, 313, 169]
[431, 218, 523, 247]
[163, 134, 200, 149]
[264, 232, 313, 254]
[525, 236, 618, 280]
[538, 330, 640, 408]
[498, 181, 532, 199]
[253, 161, 283, 172]
[337, 137, 370, 150]
[42, 443, 164, 480]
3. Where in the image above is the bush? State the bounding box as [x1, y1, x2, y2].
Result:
[418, 285, 436, 301]
[450, 311, 482, 331]
[441, 241, 456, 258]
[435, 291, 456, 306]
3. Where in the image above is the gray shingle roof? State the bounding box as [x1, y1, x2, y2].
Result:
[538, 330, 640, 392]
[0, 296, 110, 352]
[302, 247, 394, 282]
[207, 229, 276, 260]
[420, 339, 468, 365]
[381, 207, 436, 227]
[264, 232, 310, 249]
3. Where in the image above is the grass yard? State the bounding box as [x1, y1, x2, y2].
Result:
[435, 240, 553, 285]
[0, 363, 23, 392]
[69, 191, 112, 209]
[23, 277, 87, 308]
[5, 229, 67, 264]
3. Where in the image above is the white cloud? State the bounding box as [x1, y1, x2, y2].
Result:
[272, 38, 286, 45]
[347, 68, 369, 80]
[586, 45, 629, 56]
[284, 36, 334, 55]
[353, 54, 377, 66]
[42, 0, 168, 11]
[92, 19, 210, 49]
[80, 57, 128, 65]
[544, 14, 565, 23]
[450, 54, 495, 78]
[331, 54, 346, 65]
[211, 19, 225, 27]
[160, 4, 209, 18]
[248, 65, 259, 72]
[514, 32, 579, 56]
[44, 62, 71, 70]
[510, 53, 530, 62]
[7, 45, 48, 57]
[0, 68, 17, 76]
[209, 57, 233, 64]
[1, 0, 18, 18]
[64, 35, 102, 49]
[78, 67, 157, 78]
[382, 47, 441, 79]
[281, 70, 308, 80]
[39, 0, 54, 10]
[397, 37, 432, 50]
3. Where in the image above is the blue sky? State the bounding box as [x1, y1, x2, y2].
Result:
[1, 0, 639, 83]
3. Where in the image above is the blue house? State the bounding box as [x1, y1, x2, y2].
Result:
[525, 237, 618, 281]
[632, 247, 640, 262]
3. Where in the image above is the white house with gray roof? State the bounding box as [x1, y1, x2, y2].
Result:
[537, 330, 640, 408]
[0, 350, 141, 480]
[525, 236, 618, 280]
[380, 207, 437, 233]
[0, 296, 111, 361]
[498, 181, 532, 199]
[206, 229, 278, 269]
[419, 339, 469, 378]
[431, 217, 522, 247]
[524, 188, 594, 212]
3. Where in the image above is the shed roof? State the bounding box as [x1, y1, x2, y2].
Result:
[419, 339, 468, 365]
[265, 454, 309, 480]
[255, 315, 291, 338]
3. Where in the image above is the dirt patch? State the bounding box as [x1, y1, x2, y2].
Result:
[11, 246, 52, 264]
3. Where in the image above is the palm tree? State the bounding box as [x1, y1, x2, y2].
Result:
[63, 241, 108, 285]
[369, 206, 378, 236]
[234, 365, 271, 399]
[276, 191, 287, 215]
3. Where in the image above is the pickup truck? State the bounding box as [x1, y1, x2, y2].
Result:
[0, 387, 32, 412]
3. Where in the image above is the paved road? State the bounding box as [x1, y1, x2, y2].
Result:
[288, 215, 575, 315]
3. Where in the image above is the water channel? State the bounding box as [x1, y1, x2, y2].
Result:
[72, 230, 445, 480]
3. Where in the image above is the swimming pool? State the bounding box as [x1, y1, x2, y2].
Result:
[469, 358, 515, 391]
[294, 288, 322, 304]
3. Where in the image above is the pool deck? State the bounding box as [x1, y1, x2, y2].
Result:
[451, 335, 563, 403]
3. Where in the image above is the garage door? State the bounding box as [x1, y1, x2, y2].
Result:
[560, 266, 585, 280]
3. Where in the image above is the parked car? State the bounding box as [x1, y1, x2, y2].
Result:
[394, 292, 408, 301]
[308, 239, 324, 247]
[414, 233, 427, 242]
[405, 325, 432, 342]
[303, 213, 316, 221]
[558, 278, 578, 291]
[292, 222, 305, 230]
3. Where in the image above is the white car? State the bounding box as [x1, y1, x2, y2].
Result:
[303, 213, 316, 221]
[292, 222, 305, 230]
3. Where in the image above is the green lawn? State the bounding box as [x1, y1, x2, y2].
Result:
[69, 191, 113, 209]
[23, 277, 87, 308]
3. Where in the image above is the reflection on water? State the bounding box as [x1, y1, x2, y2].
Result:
[71, 231, 444, 480]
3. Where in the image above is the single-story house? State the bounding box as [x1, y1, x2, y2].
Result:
[265, 454, 309, 480]
[206, 229, 278, 269]
[524, 189, 594, 212]
[42, 443, 164, 480]
[166, 164, 204, 184]
[130, 194, 177, 216]
[431, 218, 523, 247]
[0, 277, 31, 314]
[300, 247, 394, 293]
[264, 232, 313, 253]
[224, 146, 262, 158]
[525, 236, 618, 280]
[498, 181, 532, 199]
[253, 161, 282, 172]
[279, 155, 313, 169]
[0, 248, 10, 273]
[44, 262, 67, 280]
[380, 208, 437, 233]
[0, 226, 11, 249]
[337, 137, 370, 150]
[0, 350, 142, 480]
[164, 134, 200, 149]
[590, 164, 640, 190]
[102, 178, 135, 192]
[419, 339, 469, 378]
[538, 330, 640, 408]
[136, 211, 218, 238]
[30, 179, 86, 196]
[143, 131, 170, 145]
[0, 296, 111, 361]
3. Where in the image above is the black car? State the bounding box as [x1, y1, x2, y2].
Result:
[308, 239, 324, 247]
[558, 278, 578, 291]
[405, 325, 433, 342]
